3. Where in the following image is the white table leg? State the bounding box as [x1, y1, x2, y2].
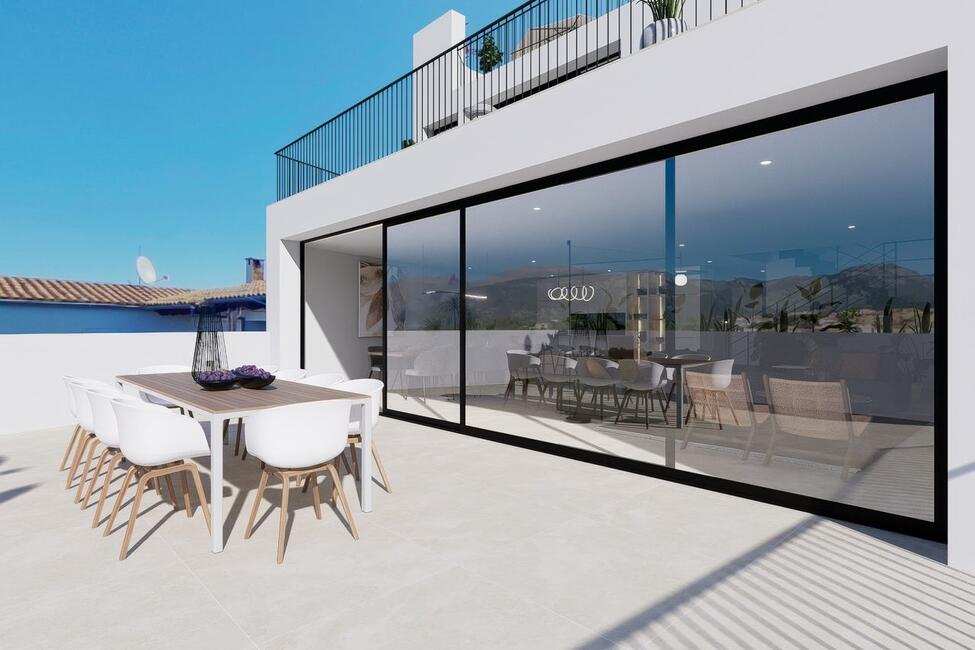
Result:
[359, 400, 373, 512]
[210, 416, 224, 552]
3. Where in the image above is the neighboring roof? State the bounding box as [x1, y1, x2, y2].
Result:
[0, 276, 266, 308]
[0, 276, 187, 306]
[144, 281, 266, 306]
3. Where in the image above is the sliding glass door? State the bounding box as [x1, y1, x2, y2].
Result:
[369, 79, 942, 535]
[385, 212, 461, 423]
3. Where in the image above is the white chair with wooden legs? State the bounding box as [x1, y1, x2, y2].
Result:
[83, 389, 147, 527]
[60, 375, 95, 473]
[762, 376, 858, 479]
[328, 378, 390, 493]
[105, 399, 212, 560]
[298, 372, 347, 388]
[243, 400, 359, 564]
[137, 365, 192, 415]
[64, 378, 112, 493]
[274, 369, 308, 381]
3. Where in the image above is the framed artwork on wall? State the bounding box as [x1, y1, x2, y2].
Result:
[358, 259, 383, 337]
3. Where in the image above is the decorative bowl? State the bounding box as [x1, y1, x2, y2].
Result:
[238, 375, 275, 389]
[197, 379, 239, 391]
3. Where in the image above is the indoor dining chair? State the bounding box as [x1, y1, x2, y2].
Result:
[243, 399, 359, 563]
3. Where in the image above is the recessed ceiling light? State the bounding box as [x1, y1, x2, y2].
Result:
[675, 273, 688, 287]
[760, 269, 766, 273]
[467, 266, 472, 270]
[531, 259, 536, 263]
[707, 260, 713, 264]
[847, 225, 856, 230]
[607, 269, 612, 273]
[679, 243, 686, 248]
[532, 207, 542, 211]
[760, 160, 773, 166]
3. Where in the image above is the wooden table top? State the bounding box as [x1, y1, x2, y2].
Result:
[116, 372, 368, 415]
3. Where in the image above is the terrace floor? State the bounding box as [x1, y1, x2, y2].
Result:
[1, 418, 972, 649]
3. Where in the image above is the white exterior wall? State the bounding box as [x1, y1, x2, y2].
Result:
[267, 0, 975, 569]
[0, 332, 269, 435]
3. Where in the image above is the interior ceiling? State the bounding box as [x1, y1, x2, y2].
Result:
[307, 225, 382, 257]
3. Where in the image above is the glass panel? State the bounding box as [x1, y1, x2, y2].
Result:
[464, 164, 669, 459]
[462, 95, 935, 522]
[674, 95, 935, 521]
[386, 212, 461, 423]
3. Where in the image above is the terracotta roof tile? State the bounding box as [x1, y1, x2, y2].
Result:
[144, 281, 266, 306]
[0, 276, 188, 306]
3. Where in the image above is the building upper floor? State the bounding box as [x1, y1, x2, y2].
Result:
[274, 0, 761, 201]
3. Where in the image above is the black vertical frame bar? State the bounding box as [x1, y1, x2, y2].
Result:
[299, 240, 306, 369]
[382, 223, 389, 414]
[664, 157, 677, 353]
[459, 208, 467, 428]
[933, 72, 948, 539]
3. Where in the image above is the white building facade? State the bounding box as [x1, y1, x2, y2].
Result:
[267, 0, 975, 570]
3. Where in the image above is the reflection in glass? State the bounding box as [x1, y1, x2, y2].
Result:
[386, 212, 461, 422]
[460, 95, 935, 521]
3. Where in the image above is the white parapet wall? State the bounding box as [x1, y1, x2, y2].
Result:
[0, 332, 269, 435]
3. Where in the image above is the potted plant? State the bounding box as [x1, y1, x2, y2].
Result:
[640, 0, 688, 48]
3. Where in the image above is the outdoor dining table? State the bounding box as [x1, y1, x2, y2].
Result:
[115, 372, 373, 553]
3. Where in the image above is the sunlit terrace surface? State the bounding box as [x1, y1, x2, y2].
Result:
[2, 416, 969, 649]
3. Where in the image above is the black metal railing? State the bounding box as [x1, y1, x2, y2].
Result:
[275, 0, 753, 200]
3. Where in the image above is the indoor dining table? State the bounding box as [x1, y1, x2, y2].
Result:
[115, 372, 372, 553]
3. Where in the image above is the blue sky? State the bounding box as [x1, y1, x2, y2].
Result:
[0, 0, 515, 288]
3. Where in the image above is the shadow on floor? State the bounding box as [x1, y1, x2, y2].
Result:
[577, 517, 973, 649]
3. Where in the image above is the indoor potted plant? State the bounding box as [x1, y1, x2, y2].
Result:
[640, 0, 688, 48]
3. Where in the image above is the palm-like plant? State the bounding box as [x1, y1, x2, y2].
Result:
[641, 0, 687, 20]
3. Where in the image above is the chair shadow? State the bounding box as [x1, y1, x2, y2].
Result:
[0, 484, 40, 505]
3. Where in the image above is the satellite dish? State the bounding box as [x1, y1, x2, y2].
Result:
[136, 254, 174, 285]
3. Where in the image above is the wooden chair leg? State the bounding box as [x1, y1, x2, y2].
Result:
[309, 473, 322, 520]
[60, 425, 81, 471]
[301, 475, 311, 493]
[92, 453, 124, 528]
[338, 449, 354, 476]
[277, 472, 291, 564]
[119, 473, 151, 560]
[326, 464, 358, 540]
[180, 470, 193, 516]
[66, 433, 93, 489]
[187, 464, 212, 533]
[104, 466, 137, 537]
[164, 474, 179, 511]
[656, 390, 670, 425]
[349, 445, 361, 481]
[372, 442, 392, 494]
[75, 440, 101, 502]
[81, 448, 111, 508]
[244, 468, 270, 539]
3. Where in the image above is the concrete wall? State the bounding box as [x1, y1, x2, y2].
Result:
[267, 0, 975, 569]
[303, 248, 380, 379]
[0, 332, 269, 435]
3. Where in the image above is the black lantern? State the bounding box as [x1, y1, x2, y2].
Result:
[191, 304, 228, 382]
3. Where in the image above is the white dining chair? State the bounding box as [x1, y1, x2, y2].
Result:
[60, 375, 96, 472]
[105, 399, 212, 560]
[83, 389, 147, 527]
[64, 378, 111, 491]
[299, 372, 347, 388]
[332, 378, 391, 493]
[243, 400, 358, 563]
[274, 368, 308, 381]
[615, 360, 670, 428]
[137, 365, 192, 414]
